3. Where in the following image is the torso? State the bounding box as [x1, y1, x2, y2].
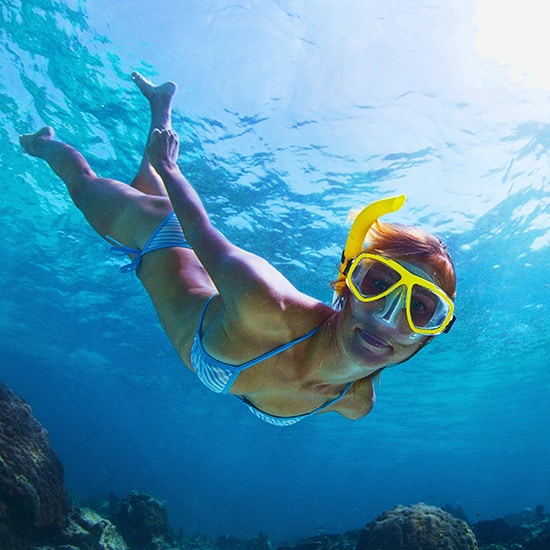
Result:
[138, 248, 375, 420]
[190, 293, 375, 420]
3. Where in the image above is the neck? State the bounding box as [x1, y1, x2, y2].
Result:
[302, 310, 379, 387]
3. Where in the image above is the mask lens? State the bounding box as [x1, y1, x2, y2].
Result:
[348, 254, 454, 334]
[351, 259, 401, 298]
[410, 284, 451, 330]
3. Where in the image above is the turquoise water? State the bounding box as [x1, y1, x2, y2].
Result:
[1, 0, 549, 543]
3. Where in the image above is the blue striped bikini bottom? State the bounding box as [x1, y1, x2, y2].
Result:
[106, 211, 189, 272]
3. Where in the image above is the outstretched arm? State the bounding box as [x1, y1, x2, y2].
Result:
[146, 128, 223, 254]
[146, 129, 307, 320]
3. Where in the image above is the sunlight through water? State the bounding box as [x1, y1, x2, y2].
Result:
[475, 0, 550, 89]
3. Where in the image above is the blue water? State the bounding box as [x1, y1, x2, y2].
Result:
[1, 0, 549, 544]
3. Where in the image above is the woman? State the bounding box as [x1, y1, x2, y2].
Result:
[20, 73, 456, 426]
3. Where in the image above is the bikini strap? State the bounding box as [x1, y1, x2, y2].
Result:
[235, 324, 321, 371]
[313, 381, 353, 412]
[197, 293, 218, 336]
[106, 236, 142, 272]
[107, 212, 189, 273]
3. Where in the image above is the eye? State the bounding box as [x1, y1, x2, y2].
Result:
[358, 263, 399, 296]
[367, 276, 390, 293]
[411, 298, 427, 312]
[410, 286, 438, 326]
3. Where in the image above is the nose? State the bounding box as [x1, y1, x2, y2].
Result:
[372, 286, 407, 328]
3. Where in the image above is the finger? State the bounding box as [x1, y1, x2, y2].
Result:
[168, 130, 179, 144]
[147, 128, 160, 144]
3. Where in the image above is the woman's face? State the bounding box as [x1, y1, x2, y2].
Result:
[337, 288, 429, 371]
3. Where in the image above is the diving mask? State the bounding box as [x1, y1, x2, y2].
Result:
[346, 253, 455, 335]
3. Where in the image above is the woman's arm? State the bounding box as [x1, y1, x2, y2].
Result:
[146, 128, 222, 253]
[146, 128, 306, 319]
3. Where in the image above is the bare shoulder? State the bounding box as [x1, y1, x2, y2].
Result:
[220, 247, 332, 335]
[325, 376, 377, 420]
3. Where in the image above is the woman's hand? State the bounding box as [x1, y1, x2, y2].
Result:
[146, 128, 180, 172]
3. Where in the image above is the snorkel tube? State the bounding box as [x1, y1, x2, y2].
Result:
[339, 194, 407, 277]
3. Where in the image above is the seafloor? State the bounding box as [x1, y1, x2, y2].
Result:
[1, 380, 549, 550]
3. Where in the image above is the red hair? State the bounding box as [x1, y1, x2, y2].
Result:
[331, 220, 456, 300]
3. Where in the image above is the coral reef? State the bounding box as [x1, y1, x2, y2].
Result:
[278, 531, 360, 550]
[2, 380, 549, 550]
[49, 507, 129, 550]
[473, 506, 550, 550]
[110, 491, 174, 549]
[357, 502, 478, 550]
[0, 382, 69, 549]
[0, 382, 132, 550]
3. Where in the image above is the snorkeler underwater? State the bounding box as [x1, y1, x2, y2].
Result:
[19, 72, 456, 427]
[2, 0, 549, 546]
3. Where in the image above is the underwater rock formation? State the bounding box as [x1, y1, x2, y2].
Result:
[278, 531, 360, 550]
[215, 532, 274, 550]
[54, 507, 128, 550]
[111, 491, 173, 548]
[3, 379, 548, 550]
[0, 382, 69, 548]
[357, 502, 478, 550]
[473, 506, 550, 549]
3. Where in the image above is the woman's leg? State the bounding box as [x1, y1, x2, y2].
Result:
[19, 127, 171, 249]
[129, 72, 177, 197]
[20, 117, 215, 362]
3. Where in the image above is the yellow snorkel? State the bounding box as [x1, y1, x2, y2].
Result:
[339, 194, 407, 277]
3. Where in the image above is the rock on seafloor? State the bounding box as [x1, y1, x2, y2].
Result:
[357, 502, 478, 550]
[0, 381, 69, 549]
[3, 379, 550, 550]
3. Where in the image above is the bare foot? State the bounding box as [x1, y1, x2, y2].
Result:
[131, 72, 177, 103]
[19, 126, 55, 157]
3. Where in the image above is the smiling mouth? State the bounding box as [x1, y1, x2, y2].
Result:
[358, 329, 390, 350]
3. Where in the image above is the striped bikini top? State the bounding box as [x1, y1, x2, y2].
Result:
[190, 294, 352, 426]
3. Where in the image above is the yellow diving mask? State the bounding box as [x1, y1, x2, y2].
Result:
[339, 194, 455, 336]
[346, 253, 455, 335]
